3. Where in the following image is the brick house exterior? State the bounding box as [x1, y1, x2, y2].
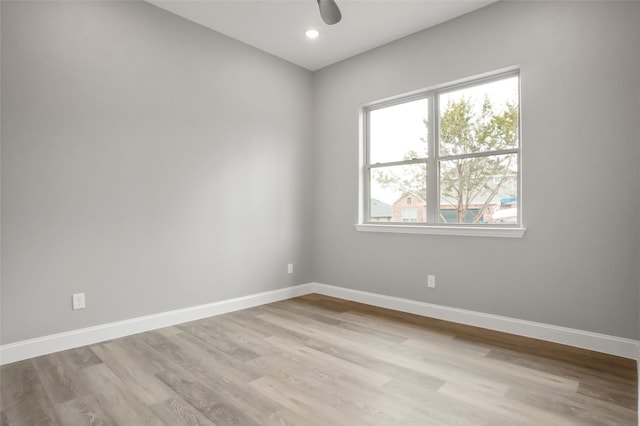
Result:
[391, 192, 426, 222]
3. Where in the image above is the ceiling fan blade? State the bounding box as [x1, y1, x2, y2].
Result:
[317, 0, 342, 25]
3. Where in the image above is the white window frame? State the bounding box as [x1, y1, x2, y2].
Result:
[356, 70, 525, 238]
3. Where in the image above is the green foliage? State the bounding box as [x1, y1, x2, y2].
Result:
[440, 95, 518, 155]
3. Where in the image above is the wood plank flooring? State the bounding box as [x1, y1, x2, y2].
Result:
[1, 294, 637, 425]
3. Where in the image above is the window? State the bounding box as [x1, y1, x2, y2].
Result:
[361, 71, 522, 235]
[402, 209, 418, 222]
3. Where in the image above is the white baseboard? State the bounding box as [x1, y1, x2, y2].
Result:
[0, 284, 314, 365]
[311, 283, 639, 360]
[2, 281, 637, 365]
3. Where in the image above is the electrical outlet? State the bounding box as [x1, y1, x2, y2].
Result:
[72, 293, 86, 310]
[287, 263, 294, 274]
[427, 275, 436, 289]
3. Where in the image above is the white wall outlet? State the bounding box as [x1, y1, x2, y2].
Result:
[287, 263, 294, 274]
[72, 293, 86, 310]
[427, 275, 436, 289]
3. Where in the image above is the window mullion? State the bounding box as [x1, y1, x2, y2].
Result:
[426, 94, 438, 224]
[438, 148, 519, 162]
[369, 158, 427, 169]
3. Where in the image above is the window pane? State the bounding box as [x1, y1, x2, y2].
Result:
[439, 76, 519, 157]
[401, 209, 418, 222]
[438, 153, 518, 224]
[370, 163, 426, 223]
[369, 98, 429, 164]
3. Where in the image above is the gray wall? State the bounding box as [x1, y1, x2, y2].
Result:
[2, 1, 639, 346]
[312, 1, 640, 339]
[1, 1, 313, 344]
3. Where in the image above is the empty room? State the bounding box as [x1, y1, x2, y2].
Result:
[1, 0, 639, 424]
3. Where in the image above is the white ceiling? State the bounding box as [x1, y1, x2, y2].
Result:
[147, 0, 496, 71]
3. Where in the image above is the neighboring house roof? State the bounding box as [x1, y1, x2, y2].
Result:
[371, 198, 392, 217]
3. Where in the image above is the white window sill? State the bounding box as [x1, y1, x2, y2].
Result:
[354, 224, 526, 238]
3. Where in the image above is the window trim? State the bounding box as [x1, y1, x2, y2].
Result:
[354, 223, 525, 238]
[358, 69, 526, 238]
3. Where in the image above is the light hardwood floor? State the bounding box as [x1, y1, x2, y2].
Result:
[1, 294, 637, 425]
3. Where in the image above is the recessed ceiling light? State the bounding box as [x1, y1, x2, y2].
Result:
[305, 29, 319, 40]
